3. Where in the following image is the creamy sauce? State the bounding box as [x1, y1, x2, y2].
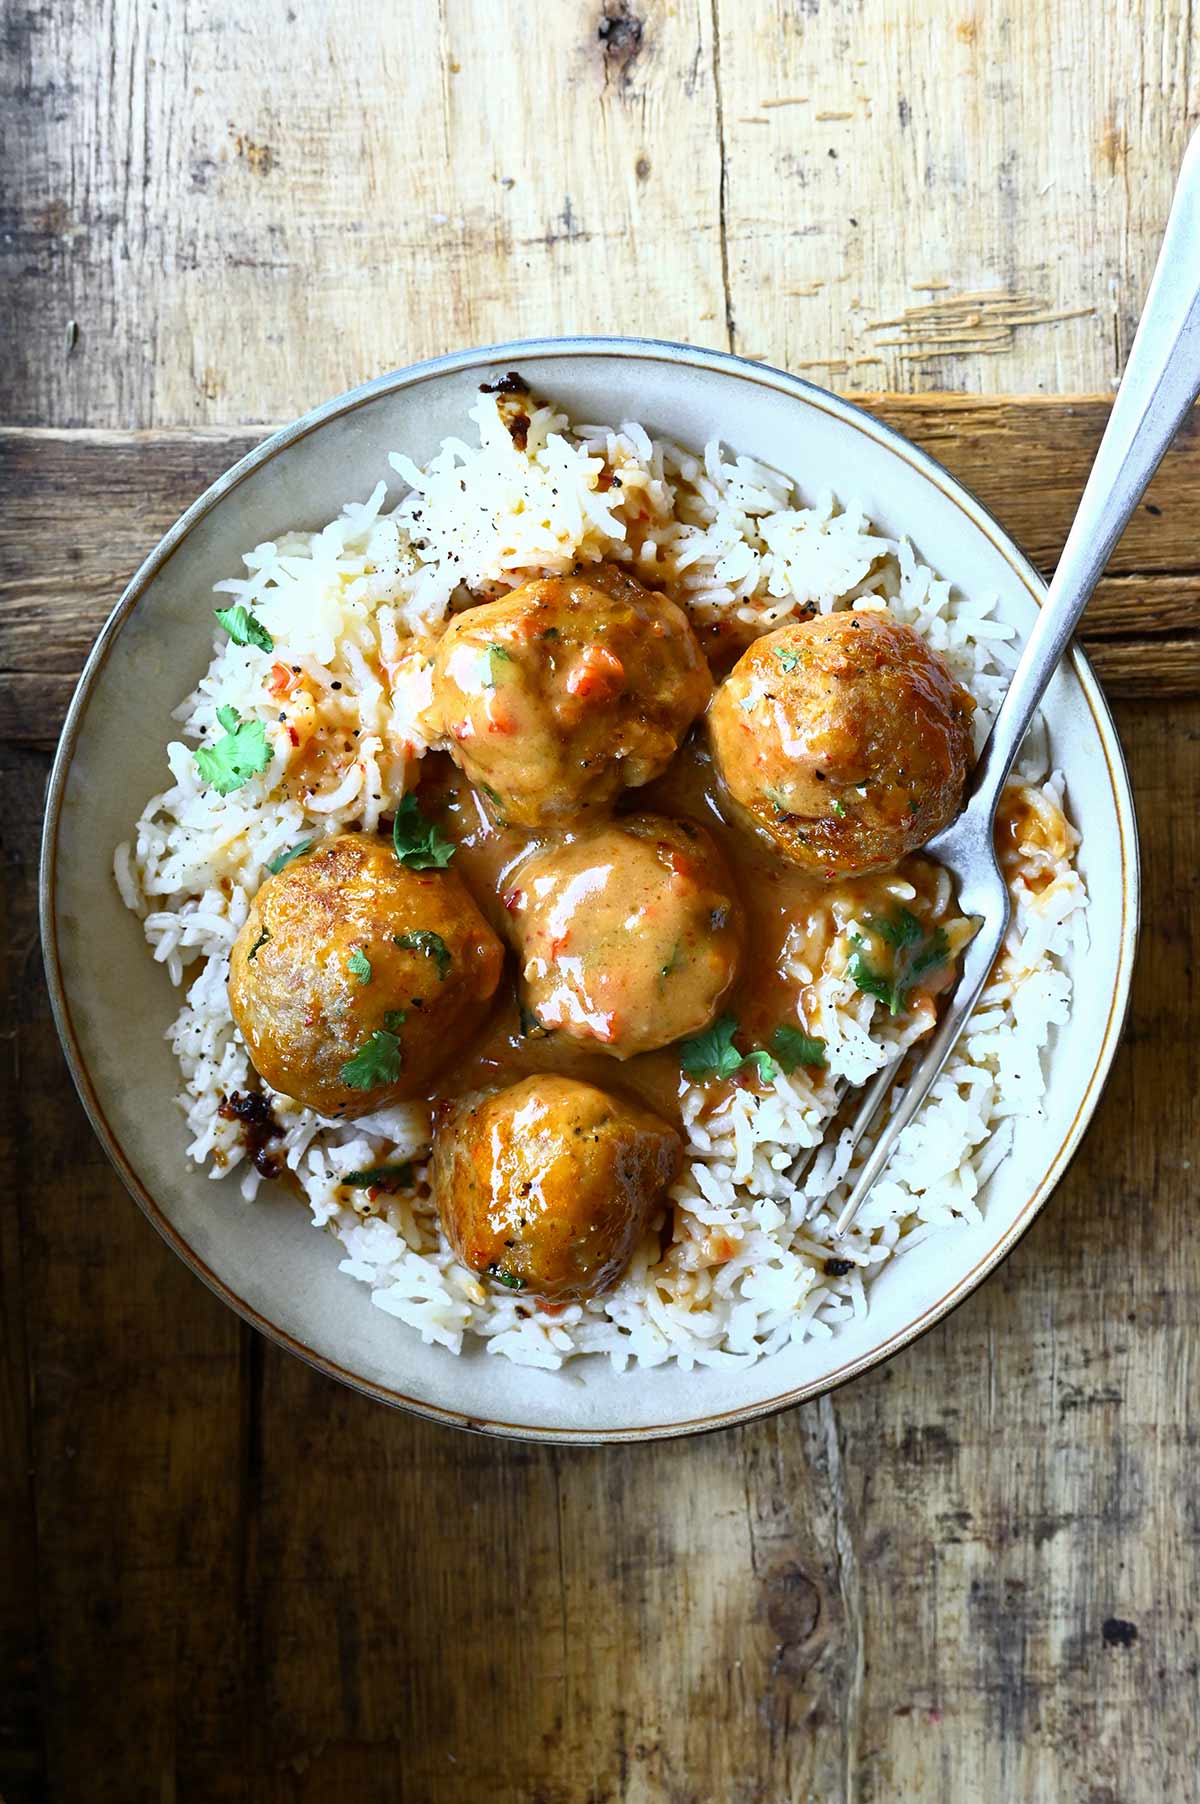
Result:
[416, 733, 954, 1129]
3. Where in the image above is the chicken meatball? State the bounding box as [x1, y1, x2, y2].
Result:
[433, 1075, 680, 1301]
[508, 815, 742, 1057]
[228, 833, 504, 1118]
[427, 564, 712, 827]
[707, 609, 975, 878]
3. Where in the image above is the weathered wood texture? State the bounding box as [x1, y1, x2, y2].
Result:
[6, 1, 1200, 1798]
[4, 396, 1199, 752]
[3, 0, 1199, 427]
[3, 425, 1200, 1804]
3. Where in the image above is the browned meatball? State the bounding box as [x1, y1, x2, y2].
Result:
[508, 815, 742, 1058]
[707, 609, 975, 878]
[426, 564, 712, 827]
[433, 1075, 680, 1302]
[228, 834, 504, 1118]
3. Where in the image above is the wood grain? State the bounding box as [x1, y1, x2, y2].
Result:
[4, 1, 1200, 429]
[3, 405, 1200, 1803]
[5, 2, 1200, 1798]
[3, 396, 1199, 752]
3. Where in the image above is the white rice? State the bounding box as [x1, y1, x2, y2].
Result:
[115, 387, 1087, 1372]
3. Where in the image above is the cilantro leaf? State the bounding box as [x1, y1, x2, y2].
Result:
[394, 930, 451, 980]
[849, 911, 951, 1016]
[830, 797, 847, 819]
[248, 926, 271, 963]
[382, 1008, 408, 1034]
[348, 947, 372, 984]
[214, 603, 274, 653]
[340, 1029, 402, 1090]
[488, 1265, 526, 1291]
[265, 839, 313, 876]
[194, 707, 272, 795]
[872, 908, 924, 952]
[741, 1049, 779, 1085]
[679, 1015, 748, 1081]
[392, 794, 455, 869]
[772, 1025, 828, 1071]
[773, 644, 801, 672]
[342, 1163, 412, 1191]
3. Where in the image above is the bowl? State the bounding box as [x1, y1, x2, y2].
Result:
[40, 337, 1139, 1442]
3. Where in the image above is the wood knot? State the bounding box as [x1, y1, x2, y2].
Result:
[598, 1, 644, 85]
[766, 1562, 822, 1649]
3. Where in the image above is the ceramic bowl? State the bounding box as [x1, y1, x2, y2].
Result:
[41, 338, 1139, 1441]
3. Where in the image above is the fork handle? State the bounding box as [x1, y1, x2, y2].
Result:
[967, 128, 1200, 819]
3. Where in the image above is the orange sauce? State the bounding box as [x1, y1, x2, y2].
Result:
[414, 735, 954, 1129]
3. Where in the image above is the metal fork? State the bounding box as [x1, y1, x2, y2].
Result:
[811, 128, 1200, 1240]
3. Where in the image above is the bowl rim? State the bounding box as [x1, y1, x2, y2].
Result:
[40, 334, 1141, 1443]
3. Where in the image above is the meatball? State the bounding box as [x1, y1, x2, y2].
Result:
[433, 1075, 680, 1302]
[508, 814, 742, 1058]
[228, 833, 504, 1118]
[707, 609, 975, 878]
[427, 564, 712, 827]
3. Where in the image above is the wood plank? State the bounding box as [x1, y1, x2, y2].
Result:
[6, 3, 1199, 429]
[0, 0, 728, 429]
[3, 398, 1200, 750]
[714, 0, 1200, 394]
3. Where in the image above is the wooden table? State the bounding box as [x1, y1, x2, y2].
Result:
[3, 6, 1198, 1799]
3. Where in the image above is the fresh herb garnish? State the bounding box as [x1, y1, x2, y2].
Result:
[394, 930, 451, 980]
[348, 947, 372, 984]
[680, 1014, 745, 1080]
[342, 1163, 413, 1190]
[830, 797, 847, 819]
[848, 909, 950, 1016]
[382, 1009, 408, 1034]
[340, 1029, 402, 1090]
[194, 705, 272, 795]
[659, 941, 686, 980]
[740, 1049, 779, 1084]
[392, 793, 455, 870]
[772, 1025, 828, 1071]
[773, 645, 801, 672]
[265, 839, 313, 875]
[488, 1265, 526, 1291]
[214, 603, 274, 653]
[248, 926, 271, 962]
[679, 1015, 777, 1085]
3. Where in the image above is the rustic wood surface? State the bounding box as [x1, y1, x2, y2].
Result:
[4, 2, 1200, 1799]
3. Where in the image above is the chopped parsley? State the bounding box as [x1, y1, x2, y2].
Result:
[392, 793, 455, 869]
[772, 1025, 828, 1071]
[488, 1265, 526, 1291]
[830, 797, 847, 819]
[773, 644, 801, 672]
[348, 947, 372, 984]
[394, 930, 451, 980]
[848, 908, 950, 1016]
[342, 1163, 413, 1190]
[214, 603, 274, 653]
[194, 705, 272, 795]
[265, 839, 313, 875]
[382, 1008, 408, 1034]
[247, 926, 271, 963]
[340, 1029, 402, 1090]
[679, 1015, 777, 1086]
[659, 941, 686, 981]
[740, 1049, 779, 1084]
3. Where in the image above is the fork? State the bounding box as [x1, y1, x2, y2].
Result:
[807, 128, 1200, 1240]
